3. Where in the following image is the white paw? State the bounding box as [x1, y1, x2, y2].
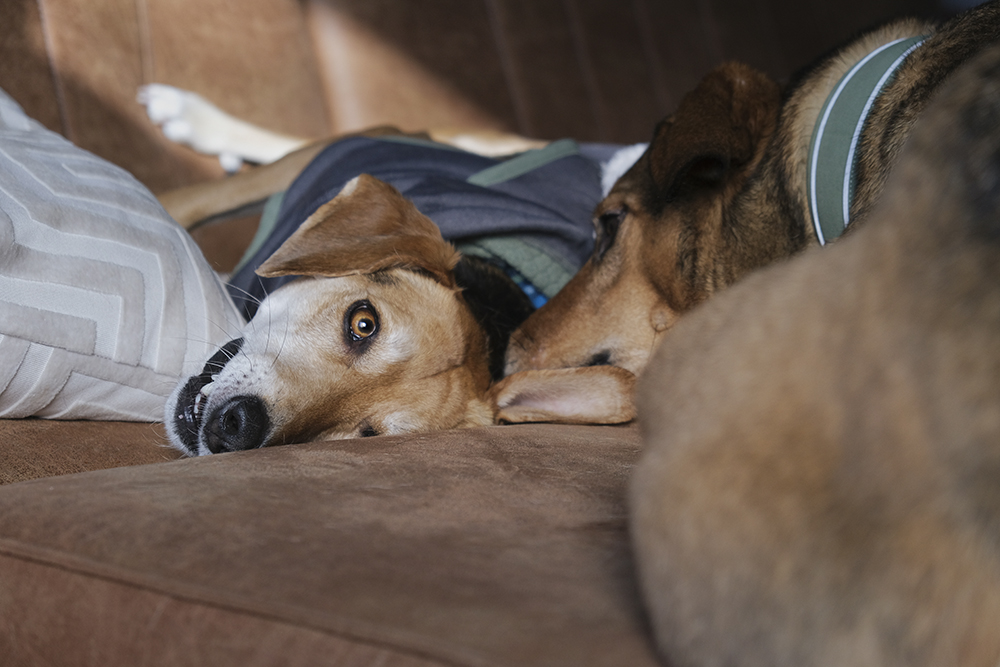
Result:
[137, 83, 309, 164]
[137, 83, 238, 157]
[137, 84, 187, 124]
[161, 118, 193, 143]
[218, 152, 244, 174]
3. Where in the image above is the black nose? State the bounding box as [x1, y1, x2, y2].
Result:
[204, 396, 270, 453]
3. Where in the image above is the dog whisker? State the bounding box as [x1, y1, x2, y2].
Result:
[266, 314, 290, 374]
[209, 310, 246, 336]
[226, 281, 264, 304]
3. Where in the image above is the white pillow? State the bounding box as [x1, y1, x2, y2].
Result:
[0, 89, 244, 420]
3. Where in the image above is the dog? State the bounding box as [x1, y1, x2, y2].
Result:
[630, 40, 1000, 667]
[162, 172, 635, 455]
[503, 1, 1000, 391]
[143, 83, 643, 454]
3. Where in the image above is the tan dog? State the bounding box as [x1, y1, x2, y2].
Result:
[631, 41, 1000, 667]
[165, 174, 633, 455]
[505, 1, 1000, 387]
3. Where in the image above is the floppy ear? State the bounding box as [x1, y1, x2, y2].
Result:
[649, 62, 780, 202]
[257, 174, 460, 288]
[490, 367, 636, 425]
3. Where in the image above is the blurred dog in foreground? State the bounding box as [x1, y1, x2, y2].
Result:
[631, 41, 1000, 667]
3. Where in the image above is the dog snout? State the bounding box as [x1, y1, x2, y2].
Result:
[204, 396, 271, 453]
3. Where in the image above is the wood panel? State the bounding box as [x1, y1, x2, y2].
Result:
[703, 0, 788, 76]
[633, 0, 724, 118]
[768, 0, 947, 81]
[311, 0, 518, 134]
[0, 0, 963, 194]
[312, 0, 953, 143]
[0, 0, 62, 134]
[3, 0, 331, 193]
[148, 0, 330, 141]
[488, 0, 597, 139]
[568, 0, 665, 142]
[32, 0, 177, 187]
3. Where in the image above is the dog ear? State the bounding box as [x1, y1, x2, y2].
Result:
[649, 62, 780, 202]
[489, 367, 636, 424]
[257, 174, 460, 288]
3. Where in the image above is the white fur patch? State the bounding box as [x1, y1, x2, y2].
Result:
[381, 411, 420, 435]
[600, 143, 648, 197]
[340, 176, 360, 197]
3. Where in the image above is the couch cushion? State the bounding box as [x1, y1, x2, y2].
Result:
[0, 423, 656, 666]
[0, 419, 183, 484]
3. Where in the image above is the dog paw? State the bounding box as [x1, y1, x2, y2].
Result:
[490, 366, 637, 425]
[217, 152, 244, 173]
[160, 118, 193, 143]
[137, 83, 307, 167]
[137, 83, 187, 124]
[137, 84, 241, 160]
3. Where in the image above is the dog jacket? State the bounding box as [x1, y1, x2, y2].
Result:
[228, 136, 615, 320]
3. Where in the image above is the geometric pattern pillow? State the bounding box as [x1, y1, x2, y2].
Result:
[0, 88, 244, 421]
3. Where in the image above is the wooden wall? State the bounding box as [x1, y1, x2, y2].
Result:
[0, 0, 952, 193]
[310, 0, 950, 143]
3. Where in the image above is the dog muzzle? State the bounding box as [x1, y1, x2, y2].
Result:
[171, 337, 272, 455]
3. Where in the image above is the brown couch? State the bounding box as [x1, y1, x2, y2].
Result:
[0, 0, 947, 664]
[1, 423, 653, 666]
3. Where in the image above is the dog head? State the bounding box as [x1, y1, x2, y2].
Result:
[505, 62, 782, 383]
[166, 174, 495, 455]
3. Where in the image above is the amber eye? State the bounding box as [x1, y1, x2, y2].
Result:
[346, 301, 379, 342]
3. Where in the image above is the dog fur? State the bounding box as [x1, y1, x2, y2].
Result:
[630, 41, 1000, 667]
[505, 1, 1000, 389]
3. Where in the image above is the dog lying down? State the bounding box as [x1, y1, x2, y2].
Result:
[165, 174, 635, 456]
[631, 43, 1000, 667]
[504, 1, 1000, 409]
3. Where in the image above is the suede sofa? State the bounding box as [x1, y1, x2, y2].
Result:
[1, 422, 653, 666]
[0, 0, 949, 664]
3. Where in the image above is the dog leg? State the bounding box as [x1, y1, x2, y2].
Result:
[138, 83, 311, 170]
[156, 141, 331, 228]
[490, 366, 636, 425]
[141, 85, 549, 228]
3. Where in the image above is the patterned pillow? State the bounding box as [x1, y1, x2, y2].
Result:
[0, 89, 244, 421]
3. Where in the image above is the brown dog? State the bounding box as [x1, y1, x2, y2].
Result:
[505, 1, 1000, 394]
[631, 40, 1000, 667]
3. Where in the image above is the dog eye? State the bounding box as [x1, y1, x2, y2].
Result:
[594, 208, 625, 260]
[345, 301, 380, 342]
